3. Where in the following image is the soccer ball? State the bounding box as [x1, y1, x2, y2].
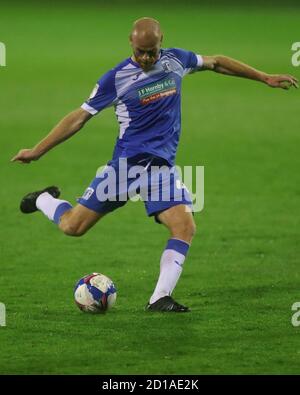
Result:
[74, 273, 117, 313]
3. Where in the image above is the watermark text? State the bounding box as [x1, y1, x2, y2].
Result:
[0, 42, 6, 67]
[291, 302, 300, 327]
[0, 303, 6, 326]
[291, 42, 300, 67]
[82, 159, 205, 212]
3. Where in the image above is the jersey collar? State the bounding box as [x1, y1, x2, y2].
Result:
[128, 50, 162, 69]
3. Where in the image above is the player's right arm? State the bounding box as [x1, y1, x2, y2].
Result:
[12, 69, 116, 164]
[11, 108, 92, 164]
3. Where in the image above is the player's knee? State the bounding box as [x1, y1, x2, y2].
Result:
[59, 221, 86, 237]
[171, 219, 196, 242]
[185, 221, 196, 240]
[189, 221, 197, 238]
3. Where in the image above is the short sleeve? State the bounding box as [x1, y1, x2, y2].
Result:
[81, 70, 117, 115]
[170, 48, 204, 76]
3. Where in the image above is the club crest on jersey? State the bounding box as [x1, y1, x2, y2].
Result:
[162, 60, 171, 72]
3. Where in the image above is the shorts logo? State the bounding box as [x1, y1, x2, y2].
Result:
[138, 77, 177, 105]
[82, 187, 94, 200]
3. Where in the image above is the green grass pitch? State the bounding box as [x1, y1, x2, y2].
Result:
[0, 2, 300, 374]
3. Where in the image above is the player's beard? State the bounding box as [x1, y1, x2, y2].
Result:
[140, 62, 154, 71]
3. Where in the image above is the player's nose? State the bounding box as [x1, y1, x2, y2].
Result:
[141, 53, 150, 62]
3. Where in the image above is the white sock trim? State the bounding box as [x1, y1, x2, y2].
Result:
[36, 192, 71, 221]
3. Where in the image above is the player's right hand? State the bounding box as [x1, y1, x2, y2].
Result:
[11, 149, 41, 164]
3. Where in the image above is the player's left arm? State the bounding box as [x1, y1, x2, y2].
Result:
[201, 55, 299, 90]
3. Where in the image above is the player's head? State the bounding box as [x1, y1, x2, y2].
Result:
[130, 17, 163, 71]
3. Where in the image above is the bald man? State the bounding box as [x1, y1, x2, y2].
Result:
[12, 18, 298, 313]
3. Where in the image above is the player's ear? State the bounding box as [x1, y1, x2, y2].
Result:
[129, 33, 132, 43]
[160, 34, 163, 44]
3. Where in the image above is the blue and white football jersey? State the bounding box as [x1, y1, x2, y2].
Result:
[81, 48, 203, 165]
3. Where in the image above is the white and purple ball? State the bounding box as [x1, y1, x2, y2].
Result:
[74, 273, 117, 313]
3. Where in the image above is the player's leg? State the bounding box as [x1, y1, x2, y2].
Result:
[157, 203, 196, 244]
[20, 160, 127, 236]
[146, 204, 196, 312]
[143, 161, 196, 312]
[58, 204, 105, 236]
[20, 185, 105, 236]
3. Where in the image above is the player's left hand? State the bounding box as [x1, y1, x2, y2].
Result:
[11, 148, 41, 164]
[265, 74, 299, 90]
